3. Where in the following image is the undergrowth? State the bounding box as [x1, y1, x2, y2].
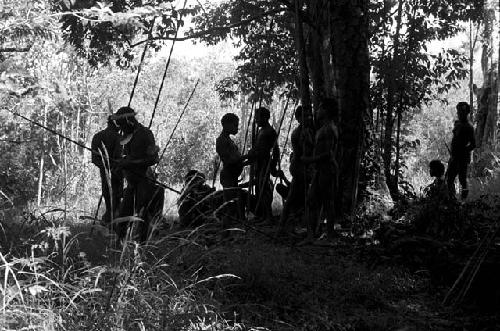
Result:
[0, 209, 242, 331]
[3, 199, 496, 330]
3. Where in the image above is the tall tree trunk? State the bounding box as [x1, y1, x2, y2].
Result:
[293, 0, 312, 111]
[497, 0, 500, 148]
[37, 105, 48, 207]
[470, 19, 475, 112]
[306, 1, 326, 115]
[331, 0, 370, 217]
[393, 109, 402, 191]
[382, 0, 403, 197]
[476, 4, 495, 149]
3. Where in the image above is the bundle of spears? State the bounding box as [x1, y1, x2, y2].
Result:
[442, 220, 500, 307]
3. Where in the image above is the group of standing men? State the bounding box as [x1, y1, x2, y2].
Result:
[91, 106, 164, 242]
[216, 98, 340, 242]
[90, 99, 476, 244]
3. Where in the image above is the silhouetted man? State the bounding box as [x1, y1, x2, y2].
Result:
[302, 98, 339, 244]
[278, 105, 314, 231]
[112, 107, 163, 242]
[248, 107, 280, 221]
[91, 116, 123, 224]
[216, 113, 248, 230]
[447, 102, 475, 200]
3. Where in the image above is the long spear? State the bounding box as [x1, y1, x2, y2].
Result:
[148, 0, 188, 129]
[128, 17, 156, 107]
[4, 109, 181, 194]
[155, 78, 200, 171]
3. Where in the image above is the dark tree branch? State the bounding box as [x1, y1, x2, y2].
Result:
[131, 7, 286, 47]
[0, 46, 31, 53]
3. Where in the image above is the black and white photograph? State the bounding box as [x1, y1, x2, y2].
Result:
[1, 0, 499, 329]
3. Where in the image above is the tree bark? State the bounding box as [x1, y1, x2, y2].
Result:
[331, 0, 370, 217]
[476, 4, 495, 149]
[470, 19, 475, 112]
[293, 0, 312, 111]
[306, 1, 326, 115]
[382, 0, 403, 197]
[37, 105, 48, 207]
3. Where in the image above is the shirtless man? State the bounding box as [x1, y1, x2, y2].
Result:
[91, 116, 123, 224]
[112, 107, 163, 242]
[446, 102, 476, 200]
[248, 107, 280, 221]
[216, 113, 249, 230]
[278, 105, 314, 232]
[302, 98, 339, 243]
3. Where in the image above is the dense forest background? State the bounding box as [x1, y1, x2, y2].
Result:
[2, 0, 500, 214]
[3, 0, 500, 330]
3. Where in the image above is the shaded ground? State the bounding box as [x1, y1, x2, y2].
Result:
[2, 201, 500, 330]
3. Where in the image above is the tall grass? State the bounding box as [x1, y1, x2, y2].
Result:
[0, 206, 244, 331]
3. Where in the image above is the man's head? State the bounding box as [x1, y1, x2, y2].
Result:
[456, 102, 471, 121]
[107, 115, 119, 132]
[221, 113, 239, 135]
[429, 159, 445, 178]
[113, 106, 138, 134]
[255, 107, 270, 127]
[318, 97, 339, 125]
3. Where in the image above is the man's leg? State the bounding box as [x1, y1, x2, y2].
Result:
[262, 177, 273, 221]
[255, 170, 273, 220]
[278, 176, 305, 232]
[305, 174, 320, 241]
[100, 168, 112, 223]
[117, 185, 135, 240]
[135, 180, 157, 242]
[446, 159, 459, 199]
[222, 185, 239, 230]
[254, 169, 264, 218]
[110, 172, 123, 222]
[278, 179, 296, 231]
[320, 173, 336, 238]
[458, 159, 469, 200]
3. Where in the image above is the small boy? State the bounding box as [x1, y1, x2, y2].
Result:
[425, 159, 448, 201]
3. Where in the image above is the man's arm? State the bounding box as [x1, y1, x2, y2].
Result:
[91, 135, 103, 168]
[271, 143, 280, 175]
[302, 130, 332, 164]
[467, 126, 476, 151]
[217, 138, 246, 165]
[119, 130, 159, 169]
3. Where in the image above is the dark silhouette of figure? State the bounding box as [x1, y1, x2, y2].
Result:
[302, 98, 339, 244]
[425, 159, 448, 201]
[216, 113, 248, 230]
[447, 102, 476, 200]
[112, 107, 164, 242]
[91, 116, 123, 224]
[177, 170, 218, 228]
[278, 106, 315, 231]
[248, 107, 280, 221]
[275, 169, 290, 201]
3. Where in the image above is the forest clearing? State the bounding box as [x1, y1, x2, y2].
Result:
[2, 0, 500, 330]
